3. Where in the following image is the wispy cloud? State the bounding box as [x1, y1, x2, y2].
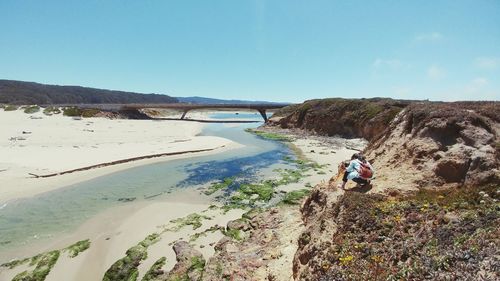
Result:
[392, 86, 411, 97]
[414, 32, 443, 42]
[465, 77, 488, 93]
[427, 65, 446, 80]
[474, 57, 500, 70]
[372, 58, 408, 70]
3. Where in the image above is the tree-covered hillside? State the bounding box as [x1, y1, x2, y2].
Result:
[0, 80, 178, 104]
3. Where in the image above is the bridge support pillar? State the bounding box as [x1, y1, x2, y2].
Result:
[180, 110, 189, 120]
[257, 109, 268, 123]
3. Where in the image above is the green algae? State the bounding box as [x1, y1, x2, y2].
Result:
[223, 228, 242, 241]
[244, 128, 292, 141]
[281, 189, 311, 205]
[189, 226, 223, 242]
[103, 233, 160, 281]
[141, 257, 166, 281]
[169, 213, 212, 231]
[204, 177, 235, 195]
[65, 239, 91, 258]
[12, 250, 60, 281]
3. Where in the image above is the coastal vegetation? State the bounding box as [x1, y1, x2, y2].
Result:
[244, 128, 291, 141]
[189, 226, 224, 242]
[141, 257, 166, 281]
[295, 185, 499, 280]
[169, 213, 212, 231]
[204, 177, 235, 195]
[22, 105, 40, 114]
[11, 250, 60, 281]
[281, 189, 311, 205]
[65, 239, 91, 258]
[1, 238, 91, 278]
[42, 106, 61, 115]
[103, 233, 160, 281]
[270, 98, 410, 141]
[3, 104, 19, 111]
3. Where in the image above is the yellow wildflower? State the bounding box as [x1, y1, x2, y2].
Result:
[339, 255, 354, 265]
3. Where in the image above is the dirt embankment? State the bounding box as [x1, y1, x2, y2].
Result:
[364, 102, 500, 190]
[270, 99, 500, 280]
[269, 100, 500, 189]
[269, 98, 411, 141]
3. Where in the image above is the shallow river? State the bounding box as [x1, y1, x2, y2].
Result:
[0, 113, 295, 257]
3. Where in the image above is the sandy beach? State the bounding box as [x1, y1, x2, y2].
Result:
[0, 109, 240, 204]
[0, 108, 364, 281]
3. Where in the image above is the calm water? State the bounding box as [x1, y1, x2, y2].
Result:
[0, 114, 294, 254]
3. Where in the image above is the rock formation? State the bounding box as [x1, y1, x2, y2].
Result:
[269, 99, 499, 190]
[364, 102, 499, 190]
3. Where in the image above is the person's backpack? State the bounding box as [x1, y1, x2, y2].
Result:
[358, 162, 373, 179]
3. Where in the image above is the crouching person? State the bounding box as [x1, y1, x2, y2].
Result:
[338, 153, 374, 190]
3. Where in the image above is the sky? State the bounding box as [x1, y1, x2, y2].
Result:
[1, 0, 499, 103]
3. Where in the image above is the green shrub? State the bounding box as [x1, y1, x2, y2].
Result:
[43, 106, 61, 115]
[4, 105, 19, 111]
[62, 107, 82, 116]
[81, 108, 101, 118]
[23, 105, 40, 114]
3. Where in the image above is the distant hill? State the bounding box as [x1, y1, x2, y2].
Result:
[176, 96, 289, 105]
[0, 80, 178, 104]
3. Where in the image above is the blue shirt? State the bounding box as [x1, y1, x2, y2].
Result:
[346, 159, 374, 180]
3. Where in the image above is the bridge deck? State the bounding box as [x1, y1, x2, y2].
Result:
[43, 103, 290, 122]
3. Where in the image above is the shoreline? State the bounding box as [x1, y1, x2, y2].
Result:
[0, 125, 365, 280]
[0, 109, 243, 204]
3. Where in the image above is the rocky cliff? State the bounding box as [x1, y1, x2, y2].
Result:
[364, 101, 499, 189]
[270, 100, 500, 189]
[268, 99, 499, 280]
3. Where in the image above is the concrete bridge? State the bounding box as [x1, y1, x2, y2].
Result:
[47, 103, 289, 122]
[122, 103, 289, 122]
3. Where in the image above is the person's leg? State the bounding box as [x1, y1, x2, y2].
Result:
[352, 177, 368, 185]
[338, 171, 349, 189]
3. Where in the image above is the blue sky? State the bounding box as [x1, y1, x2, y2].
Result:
[1, 0, 499, 102]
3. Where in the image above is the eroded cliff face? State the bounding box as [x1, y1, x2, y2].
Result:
[364, 102, 500, 190]
[269, 98, 410, 141]
[270, 100, 500, 189]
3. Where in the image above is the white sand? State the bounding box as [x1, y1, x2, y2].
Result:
[0, 188, 244, 281]
[0, 109, 240, 203]
[0, 113, 365, 281]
